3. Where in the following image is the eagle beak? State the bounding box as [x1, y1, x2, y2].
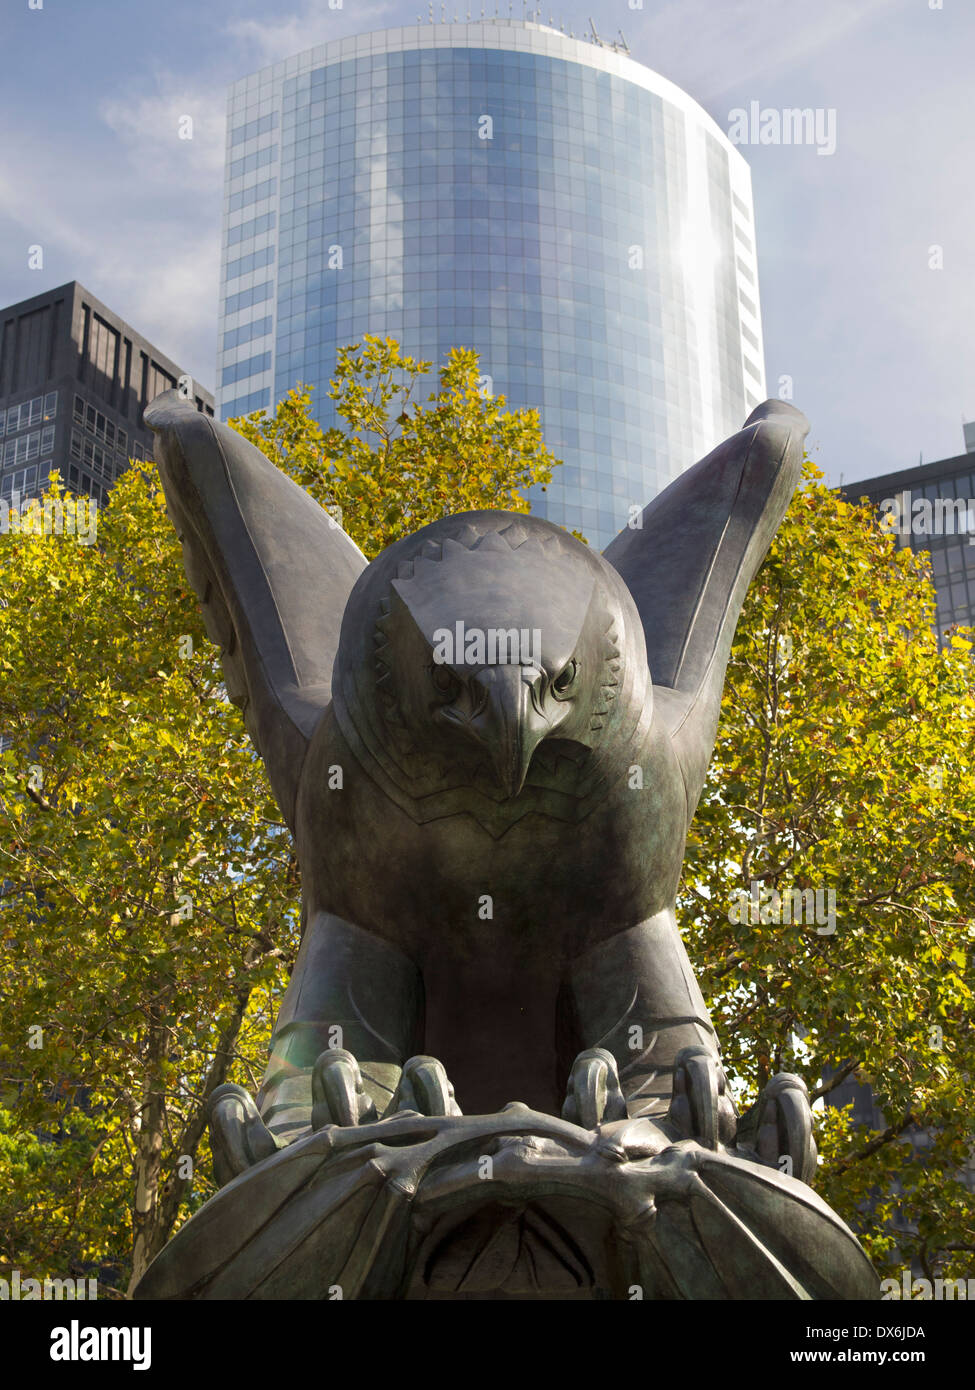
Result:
[470, 665, 550, 798]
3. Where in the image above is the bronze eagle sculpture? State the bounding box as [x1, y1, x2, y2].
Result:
[133, 393, 879, 1301]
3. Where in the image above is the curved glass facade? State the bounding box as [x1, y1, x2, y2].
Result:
[218, 21, 765, 548]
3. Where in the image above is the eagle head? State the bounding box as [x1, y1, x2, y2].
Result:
[333, 512, 649, 815]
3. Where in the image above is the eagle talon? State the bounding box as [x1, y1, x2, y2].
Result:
[737, 1072, 817, 1184]
[562, 1047, 628, 1130]
[311, 1048, 379, 1130]
[388, 1055, 462, 1117]
[208, 1083, 281, 1187]
[668, 1045, 737, 1150]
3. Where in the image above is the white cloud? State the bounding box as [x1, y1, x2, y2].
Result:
[223, 0, 395, 70]
[100, 236, 222, 388]
[98, 81, 226, 190]
[59, 70, 226, 381]
[627, 0, 905, 101]
[0, 167, 95, 267]
[0, 68, 224, 390]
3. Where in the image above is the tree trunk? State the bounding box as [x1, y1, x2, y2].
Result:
[125, 981, 253, 1294]
[127, 993, 170, 1294]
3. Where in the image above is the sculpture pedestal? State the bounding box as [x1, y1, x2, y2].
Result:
[134, 1107, 879, 1301]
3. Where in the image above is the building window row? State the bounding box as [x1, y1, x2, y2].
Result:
[0, 461, 109, 504]
[222, 315, 273, 353]
[72, 394, 128, 459]
[228, 143, 278, 183]
[224, 244, 276, 284]
[221, 351, 272, 389]
[221, 387, 270, 420]
[1, 390, 57, 438]
[64, 466, 107, 504]
[229, 110, 278, 148]
[227, 211, 276, 247]
[223, 280, 274, 318]
[733, 223, 753, 254]
[228, 177, 277, 214]
[0, 460, 47, 499]
[70, 429, 120, 481]
[2, 426, 55, 467]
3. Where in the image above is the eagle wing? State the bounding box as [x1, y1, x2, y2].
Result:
[602, 400, 808, 806]
[145, 390, 367, 829]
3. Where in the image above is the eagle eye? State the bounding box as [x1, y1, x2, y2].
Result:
[430, 663, 461, 700]
[552, 659, 579, 700]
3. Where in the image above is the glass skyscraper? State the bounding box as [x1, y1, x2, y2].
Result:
[217, 19, 765, 546]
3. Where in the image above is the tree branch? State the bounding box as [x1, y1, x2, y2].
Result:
[810, 1058, 861, 1102]
[829, 1113, 916, 1176]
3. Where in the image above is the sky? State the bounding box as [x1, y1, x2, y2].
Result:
[1, 0, 972, 489]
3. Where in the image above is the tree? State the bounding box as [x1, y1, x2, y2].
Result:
[230, 335, 560, 560]
[681, 461, 975, 1281]
[0, 339, 561, 1293]
[0, 466, 297, 1295]
[6, 350, 971, 1293]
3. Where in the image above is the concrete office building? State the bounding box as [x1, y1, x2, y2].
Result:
[843, 424, 975, 642]
[217, 18, 765, 547]
[0, 281, 213, 509]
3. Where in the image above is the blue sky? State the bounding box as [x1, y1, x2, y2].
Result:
[1, 0, 972, 489]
